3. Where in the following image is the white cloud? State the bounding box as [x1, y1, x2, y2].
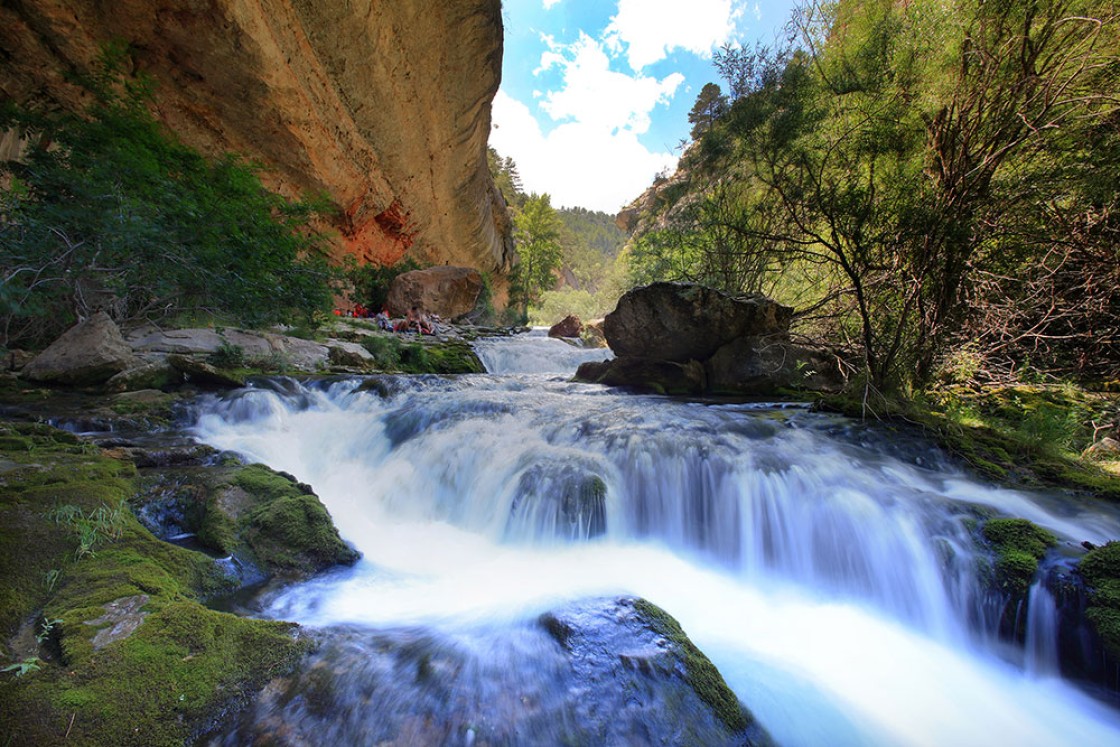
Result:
[540, 33, 683, 135]
[604, 0, 744, 70]
[491, 32, 683, 212]
[542, 0, 563, 9]
[492, 90, 677, 213]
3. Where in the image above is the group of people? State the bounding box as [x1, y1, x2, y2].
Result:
[333, 304, 436, 335]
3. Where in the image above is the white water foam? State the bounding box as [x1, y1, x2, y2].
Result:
[192, 351, 1120, 746]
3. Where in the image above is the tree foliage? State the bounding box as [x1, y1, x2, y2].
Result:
[510, 193, 564, 317]
[628, 0, 1120, 389]
[0, 47, 336, 348]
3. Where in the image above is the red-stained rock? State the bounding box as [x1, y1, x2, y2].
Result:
[549, 315, 583, 339]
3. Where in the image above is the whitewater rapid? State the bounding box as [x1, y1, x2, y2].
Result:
[192, 333, 1120, 746]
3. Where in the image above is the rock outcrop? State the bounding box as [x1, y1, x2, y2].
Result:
[604, 283, 793, 362]
[386, 266, 483, 319]
[216, 597, 772, 746]
[21, 311, 136, 385]
[548, 314, 583, 339]
[0, 0, 513, 272]
[579, 282, 843, 396]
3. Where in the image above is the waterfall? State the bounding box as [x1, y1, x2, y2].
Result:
[191, 332, 1120, 746]
[472, 327, 612, 374]
[1025, 582, 1061, 678]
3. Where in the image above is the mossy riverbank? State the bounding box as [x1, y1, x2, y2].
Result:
[0, 419, 356, 745]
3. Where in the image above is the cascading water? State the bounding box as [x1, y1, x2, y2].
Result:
[193, 333, 1120, 746]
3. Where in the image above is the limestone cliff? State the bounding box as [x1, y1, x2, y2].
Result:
[0, 0, 513, 272]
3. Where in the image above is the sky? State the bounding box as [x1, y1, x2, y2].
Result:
[489, 0, 798, 214]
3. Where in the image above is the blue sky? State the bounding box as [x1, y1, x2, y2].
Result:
[489, 0, 798, 213]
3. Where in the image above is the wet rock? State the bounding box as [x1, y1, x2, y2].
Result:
[604, 282, 792, 363]
[132, 463, 358, 580]
[21, 311, 136, 385]
[548, 314, 583, 339]
[213, 597, 771, 746]
[706, 336, 844, 394]
[576, 356, 706, 395]
[508, 468, 607, 540]
[167, 355, 246, 389]
[386, 266, 484, 320]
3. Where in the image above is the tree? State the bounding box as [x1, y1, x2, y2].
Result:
[1, 47, 335, 348]
[688, 83, 729, 140]
[510, 194, 563, 317]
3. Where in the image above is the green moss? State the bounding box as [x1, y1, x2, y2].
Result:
[816, 386, 1120, 501]
[980, 518, 1057, 598]
[231, 465, 358, 575]
[0, 420, 307, 746]
[633, 598, 749, 734]
[1078, 542, 1120, 658]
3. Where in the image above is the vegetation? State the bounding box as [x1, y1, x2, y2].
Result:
[0, 46, 337, 350]
[509, 193, 564, 318]
[346, 257, 422, 313]
[0, 421, 307, 745]
[1077, 541, 1120, 657]
[981, 518, 1057, 598]
[632, 598, 751, 734]
[626, 0, 1119, 393]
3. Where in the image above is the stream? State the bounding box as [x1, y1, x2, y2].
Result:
[192, 330, 1120, 745]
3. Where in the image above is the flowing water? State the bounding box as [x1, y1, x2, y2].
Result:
[193, 331, 1120, 746]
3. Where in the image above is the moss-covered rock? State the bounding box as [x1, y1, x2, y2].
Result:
[0, 420, 308, 746]
[981, 518, 1057, 598]
[632, 598, 752, 735]
[1078, 541, 1120, 659]
[133, 462, 358, 580]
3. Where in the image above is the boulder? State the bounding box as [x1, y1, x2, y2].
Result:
[126, 326, 273, 356]
[21, 311, 136, 385]
[548, 314, 583, 338]
[386, 266, 483, 320]
[582, 318, 608, 348]
[705, 337, 844, 394]
[328, 342, 374, 368]
[167, 355, 246, 389]
[3, 349, 35, 372]
[604, 282, 793, 363]
[259, 333, 329, 370]
[576, 357, 706, 396]
[216, 597, 770, 746]
[105, 360, 182, 393]
[1084, 437, 1120, 459]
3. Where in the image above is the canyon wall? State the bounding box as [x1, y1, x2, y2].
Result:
[0, 0, 513, 272]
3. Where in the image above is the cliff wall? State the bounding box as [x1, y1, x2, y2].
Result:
[0, 0, 513, 272]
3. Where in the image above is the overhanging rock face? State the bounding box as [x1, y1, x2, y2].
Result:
[0, 0, 514, 272]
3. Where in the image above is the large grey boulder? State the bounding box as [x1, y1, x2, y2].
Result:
[705, 336, 844, 394]
[21, 311, 136, 385]
[604, 282, 793, 362]
[576, 357, 706, 395]
[126, 327, 273, 356]
[386, 266, 483, 319]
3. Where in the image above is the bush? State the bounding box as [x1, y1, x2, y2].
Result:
[0, 45, 338, 349]
[360, 335, 402, 369]
[346, 258, 422, 313]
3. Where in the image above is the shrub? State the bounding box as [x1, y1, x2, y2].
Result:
[0, 45, 338, 349]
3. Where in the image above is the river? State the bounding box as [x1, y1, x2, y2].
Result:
[193, 330, 1120, 745]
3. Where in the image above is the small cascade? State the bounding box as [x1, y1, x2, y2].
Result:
[472, 328, 612, 374]
[1025, 582, 1061, 677]
[190, 332, 1120, 746]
